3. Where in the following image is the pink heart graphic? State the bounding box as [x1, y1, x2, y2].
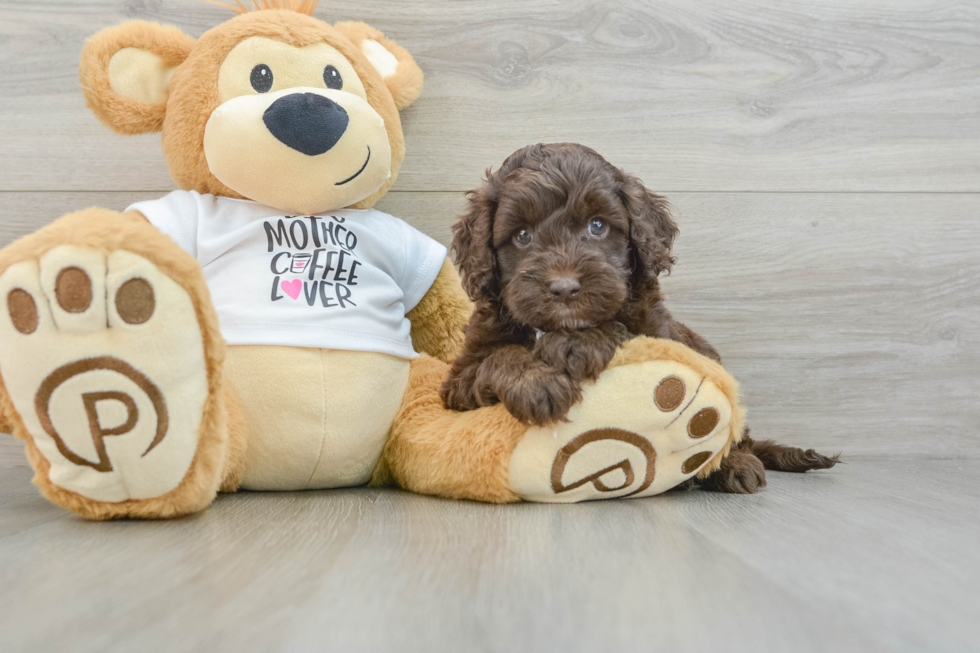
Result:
[281, 279, 302, 300]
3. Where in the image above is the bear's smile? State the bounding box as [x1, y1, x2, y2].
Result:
[336, 147, 371, 186]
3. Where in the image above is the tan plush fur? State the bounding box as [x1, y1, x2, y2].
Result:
[224, 346, 409, 490]
[209, 0, 425, 109]
[374, 355, 527, 503]
[407, 258, 473, 364]
[159, 11, 409, 210]
[219, 382, 249, 492]
[333, 22, 425, 110]
[80, 21, 196, 135]
[0, 396, 15, 436]
[0, 209, 234, 519]
[208, 0, 320, 15]
[79, 11, 421, 210]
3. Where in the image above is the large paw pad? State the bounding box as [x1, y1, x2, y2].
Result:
[509, 358, 735, 502]
[550, 428, 657, 497]
[0, 246, 208, 503]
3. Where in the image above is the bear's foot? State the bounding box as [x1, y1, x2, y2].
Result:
[508, 337, 744, 502]
[0, 210, 230, 518]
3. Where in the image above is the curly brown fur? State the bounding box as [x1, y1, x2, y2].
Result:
[442, 142, 838, 493]
[698, 449, 767, 494]
[744, 428, 841, 473]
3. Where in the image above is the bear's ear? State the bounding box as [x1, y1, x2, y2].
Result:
[333, 22, 424, 110]
[79, 21, 196, 135]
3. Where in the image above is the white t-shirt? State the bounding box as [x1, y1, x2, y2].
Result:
[128, 191, 447, 359]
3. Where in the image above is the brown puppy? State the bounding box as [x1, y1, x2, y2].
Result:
[441, 142, 838, 494]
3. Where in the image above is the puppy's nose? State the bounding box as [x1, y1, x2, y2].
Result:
[549, 276, 581, 303]
[263, 93, 349, 156]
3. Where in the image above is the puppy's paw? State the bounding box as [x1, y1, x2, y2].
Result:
[534, 333, 606, 382]
[440, 373, 481, 412]
[535, 322, 631, 382]
[600, 320, 632, 347]
[699, 451, 767, 494]
[500, 370, 582, 426]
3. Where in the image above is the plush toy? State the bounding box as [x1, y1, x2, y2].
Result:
[0, 1, 744, 519]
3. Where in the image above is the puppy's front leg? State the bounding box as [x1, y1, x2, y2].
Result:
[533, 321, 631, 383]
[698, 449, 767, 494]
[441, 301, 523, 412]
[474, 346, 582, 425]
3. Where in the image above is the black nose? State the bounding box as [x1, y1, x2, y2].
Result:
[263, 93, 349, 156]
[549, 276, 581, 303]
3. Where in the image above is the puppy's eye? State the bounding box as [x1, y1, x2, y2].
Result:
[250, 64, 273, 93]
[588, 218, 608, 237]
[323, 65, 343, 90]
[514, 229, 533, 247]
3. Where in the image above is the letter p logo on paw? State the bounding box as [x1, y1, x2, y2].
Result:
[26, 353, 193, 502]
[550, 428, 657, 498]
[35, 357, 168, 473]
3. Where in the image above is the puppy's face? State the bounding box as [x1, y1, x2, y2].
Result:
[493, 169, 631, 330]
[453, 143, 679, 332]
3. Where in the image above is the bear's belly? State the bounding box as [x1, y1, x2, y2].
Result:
[225, 345, 410, 491]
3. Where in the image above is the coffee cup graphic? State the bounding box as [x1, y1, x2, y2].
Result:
[290, 253, 312, 274]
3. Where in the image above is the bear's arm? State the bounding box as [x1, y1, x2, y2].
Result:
[407, 257, 473, 364]
[0, 401, 13, 435]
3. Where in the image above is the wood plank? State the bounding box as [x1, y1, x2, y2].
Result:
[0, 0, 978, 192]
[0, 459, 976, 652]
[662, 192, 980, 459]
[0, 191, 977, 459]
[0, 438, 24, 469]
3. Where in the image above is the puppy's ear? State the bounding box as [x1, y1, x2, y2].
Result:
[79, 21, 195, 135]
[453, 180, 500, 301]
[452, 145, 541, 300]
[619, 172, 678, 279]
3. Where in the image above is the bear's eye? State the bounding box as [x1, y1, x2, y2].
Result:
[323, 65, 343, 90]
[250, 64, 273, 93]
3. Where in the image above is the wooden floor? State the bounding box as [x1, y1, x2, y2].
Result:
[0, 1, 978, 651]
[1, 460, 978, 652]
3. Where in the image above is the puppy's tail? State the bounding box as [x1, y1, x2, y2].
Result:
[739, 428, 841, 473]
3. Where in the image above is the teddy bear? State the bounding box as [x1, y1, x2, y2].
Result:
[0, 0, 744, 519]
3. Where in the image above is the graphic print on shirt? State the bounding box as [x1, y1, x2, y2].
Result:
[127, 192, 449, 356]
[265, 214, 361, 309]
